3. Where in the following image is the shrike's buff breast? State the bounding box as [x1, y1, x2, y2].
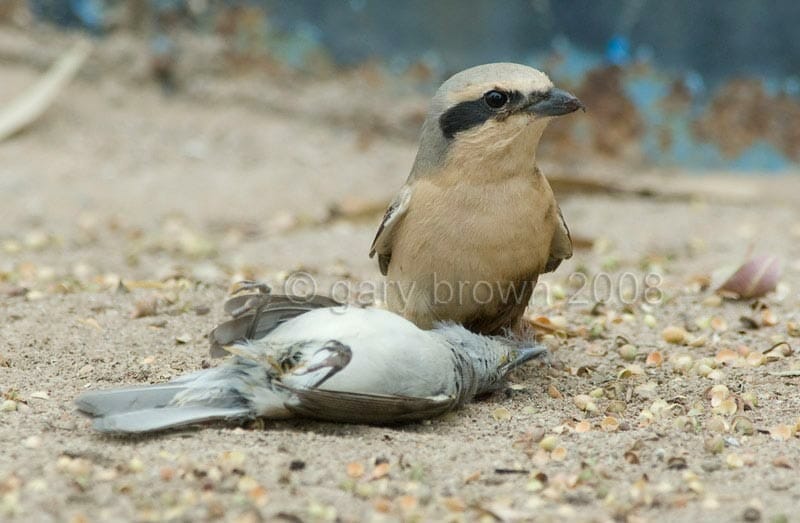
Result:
[385, 168, 559, 331]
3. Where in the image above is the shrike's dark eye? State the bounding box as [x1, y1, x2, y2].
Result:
[484, 90, 508, 109]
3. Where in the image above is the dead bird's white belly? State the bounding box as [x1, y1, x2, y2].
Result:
[264, 307, 456, 396]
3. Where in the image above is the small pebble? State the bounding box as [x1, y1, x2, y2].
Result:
[128, 457, 144, 473]
[539, 435, 558, 451]
[662, 326, 688, 344]
[704, 436, 724, 454]
[492, 407, 512, 421]
[618, 344, 637, 361]
[22, 436, 41, 449]
[702, 294, 723, 307]
[742, 507, 761, 522]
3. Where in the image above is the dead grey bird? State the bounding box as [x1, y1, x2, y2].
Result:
[370, 62, 582, 335]
[75, 285, 544, 433]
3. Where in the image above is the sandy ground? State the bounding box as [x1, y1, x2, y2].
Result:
[2, 28, 800, 523]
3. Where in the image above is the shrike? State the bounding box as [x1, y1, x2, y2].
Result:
[370, 63, 582, 335]
[75, 286, 544, 433]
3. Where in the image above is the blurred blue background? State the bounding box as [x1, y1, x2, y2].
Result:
[22, 0, 800, 171]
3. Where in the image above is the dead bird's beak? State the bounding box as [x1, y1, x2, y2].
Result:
[499, 345, 548, 376]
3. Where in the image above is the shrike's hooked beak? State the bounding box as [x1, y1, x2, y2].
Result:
[526, 88, 585, 117]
